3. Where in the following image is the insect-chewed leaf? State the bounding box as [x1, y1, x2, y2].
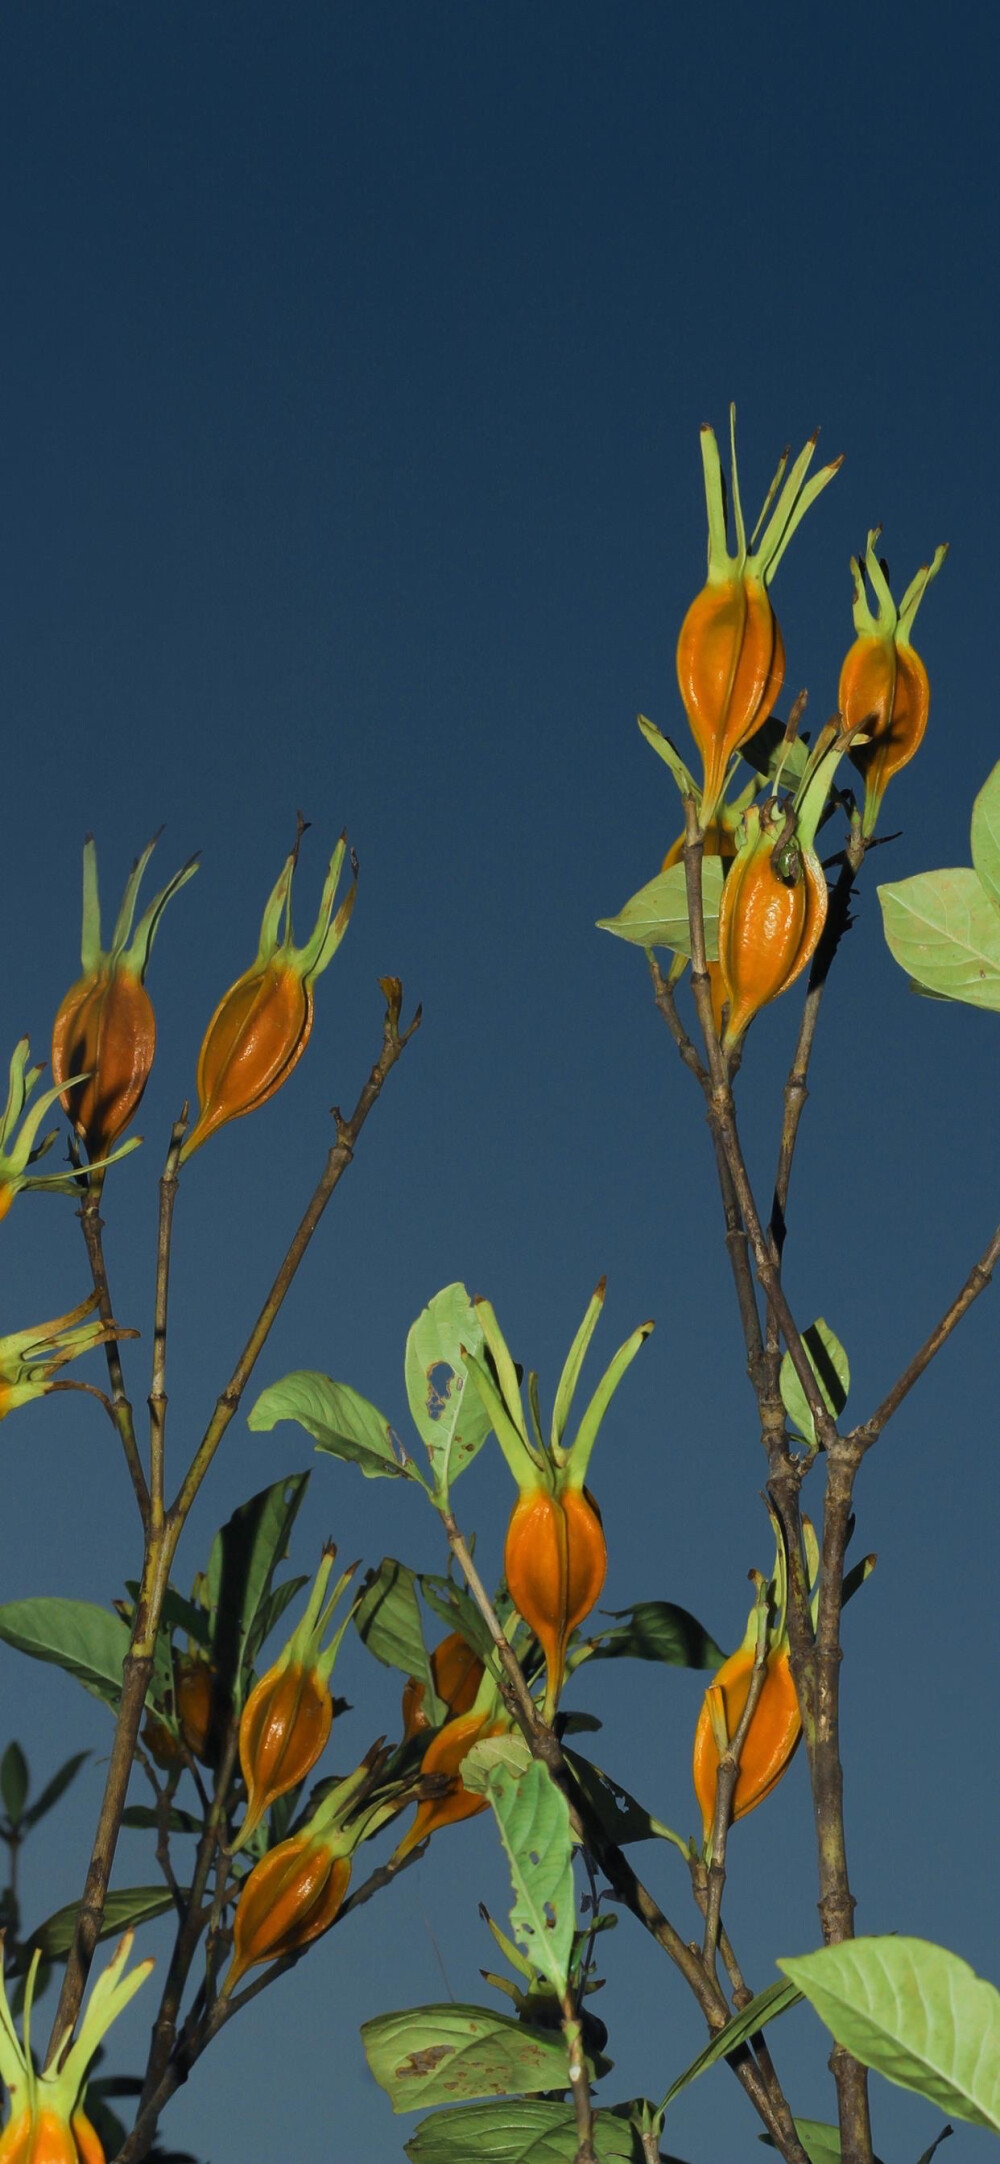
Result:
[404, 1283, 492, 1500]
[361, 2003, 572, 2113]
[463, 1737, 574, 1996]
[597, 859, 724, 958]
[563, 1749, 667, 1847]
[403, 2098, 652, 2162]
[779, 1319, 849, 1447]
[777, 1939, 1000, 2133]
[878, 867, 1000, 1009]
[248, 1372, 406, 1479]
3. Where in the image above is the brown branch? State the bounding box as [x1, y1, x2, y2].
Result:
[77, 1180, 150, 1525]
[148, 1112, 188, 1526]
[852, 1221, 1000, 1449]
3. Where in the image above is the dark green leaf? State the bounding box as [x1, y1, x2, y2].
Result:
[121, 1805, 202, 1835]
[915, 2128, 953, 2164]
[21, 1751, 90, 1831]
[0, 1741, 29, 1824]
[779, 1320, 849, 1447]
[248, 1371, 407, 1479]
[244, 1573, 311, 1674]
[354, 1559, 441, 1717]
[564, 1750, 668, 1847]
[205, 1473, 309, 1706]
[0, 1599, 132, 1709]
[361, 2003, 573, 2113]
[658, 1979, 803, 2110]
[579, 1602, 724, 1671]
[403, 2099, 650, 2162]
[13, 1885, 183, 1972]
[418, 1573, 496, 1663]
[738, 715, 811, 783]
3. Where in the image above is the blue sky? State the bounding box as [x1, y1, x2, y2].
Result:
[1, 6, 996, 2160]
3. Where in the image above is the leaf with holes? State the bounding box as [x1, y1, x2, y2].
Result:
[404, 1283, 492, 1500]
[778, 1939, 1000, 2132]
[361, 2003, 573, 2113]
[463, 1736, 574, 1996]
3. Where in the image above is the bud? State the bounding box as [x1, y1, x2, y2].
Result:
[0, 1932, 152, 2164]
[51, 836, 197, 1167]
[179, 831, 357, 1161]
[677, 409, 841, 822]
[232, 1548, 356, 1851]
[0, 1296, 136, 1425]
[839, 529, 947, 836]
[401, 1630, 485, 1741]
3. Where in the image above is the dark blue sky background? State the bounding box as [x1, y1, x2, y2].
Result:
[1, 6, 996, 2160]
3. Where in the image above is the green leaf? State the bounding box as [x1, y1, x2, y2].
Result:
[578, 1601, 725, 1671]
[738, 715, 811, 784]
[0, 1742, 29, 1824]
[204, 1473, 309, 1705]
[971, 760, 1000, 907]
[248, 1371, 408, 1479]
[658, 1979, 803, 2110]
[404, 1283, 492, 1500]
[244, 1573, 311, 1674]
[21, 1750, 89, 1831]
[779, 1320, 850, 1447]
[563, 1750, 670, 1848]
[597, 860, 724, 958]
[914, 2129, 953, 2164]
[878, 868, 1000, 1009]
[403, 2099, 651, 2162]
[777, 1938, 1000, 2132]
[0, 1599, 132, 1709]
[759, 2117, 885, 2163]
[463, 1736, 575, 1996]
[13, 1886, 182, 1972]
[361, 2003, 573, 2113]
[354, 1559, 442, 1719]
[418, 1573, 495, 1664]
[121, 1805, 202, 1835]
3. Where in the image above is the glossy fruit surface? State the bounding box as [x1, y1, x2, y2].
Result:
[401, 1631, 485, 1739]
[185, 963, 312, 1158]
[0, 2107, 104, 2164]
[238, 1660, 333, 1845]
[393, 1709, 506, 1863]
[504, 1486, 606, 1714]
[51, 972, 154, 1157]
[718, 823, 827, 1050]
[677, 577, 785, 818]
[225, 1834, 350, 1993]
[692, 1644, 801, 1843]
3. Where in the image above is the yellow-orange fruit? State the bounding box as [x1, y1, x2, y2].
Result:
[393, 1708, 507, 1863]
[504, 1486, 606, 1713]
[184, 963, 312, 1159]
[51, 972, 154, 1159]
[224, 1833, 351, 1993]
[717, 829, 827, 1052]
[662, 821, 740, 1038]
[0, 2107, 104, 2164]
[143, 1655, 216, 1771]
[692, 1644, 801, 1843]
[676, 579, 785, 821]
[238, 1659, 333, 1847]
[840, 635, 929, 819]
[401, 1631, 485, 1741]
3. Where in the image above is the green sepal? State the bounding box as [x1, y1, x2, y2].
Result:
[472, 1300, 530, 1441]
[462, 1347, 549, 1495]
[550, 1279, 606, 1462]
[699, 406, 841, 588]
[80, 832, 198, 983]
[294, 834, 358, 980]
[848, 528, 947, 648]
[563, 1319, 653, 1492]
[0, 1042, 143, 1204]
[636, 714, 699, 799]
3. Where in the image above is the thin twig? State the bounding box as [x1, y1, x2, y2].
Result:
[852, 1222, 1000, 1449]
[76, 1180, 150, 1525]
[148, 1112, 187, 1527]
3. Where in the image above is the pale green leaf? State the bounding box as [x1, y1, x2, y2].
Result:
[0, 1598, 131, 1709]
[760, 2119, 856, 2163]
[777, 1938, 1000, 2132]
[248, 1371, 407, 1479]
[404, 2098, 651, 2162]
[463, 1737, 575, 1996]
[971, 760, 1000, 907]
[658, 1979, 802, 2110]
[779, 1320, 850, 1447]
[361, 2002, 572, 2112]
[878, 868, 1000, 1009]
[404, 1283, 492, 1499]
[597, 860, 724, 958]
